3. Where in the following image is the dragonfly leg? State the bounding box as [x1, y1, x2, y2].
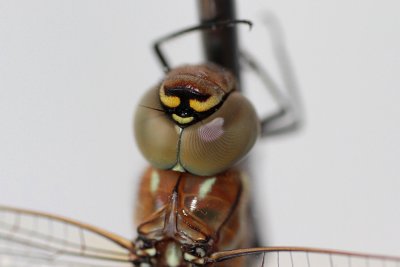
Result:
[240, 13, 303, 137]
[153, 20, 252, 73]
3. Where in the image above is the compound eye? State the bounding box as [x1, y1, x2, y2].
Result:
[189, 95, 222, 113]
[159, 89, 180, 108]
[179, 92, 260, 176]
[134, 87, 180, 170]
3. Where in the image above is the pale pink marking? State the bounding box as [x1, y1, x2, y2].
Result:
[198, 117, 225, 142]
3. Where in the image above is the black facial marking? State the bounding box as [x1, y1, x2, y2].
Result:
[161, 87, 228, 127]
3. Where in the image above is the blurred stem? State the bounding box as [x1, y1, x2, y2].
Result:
[197, 0, 242, 88]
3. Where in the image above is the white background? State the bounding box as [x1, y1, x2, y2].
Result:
[0, 0, 399, 257]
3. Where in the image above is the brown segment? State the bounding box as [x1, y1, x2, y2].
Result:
[134, 168, 181, 228]
[163, 63, 236, 95]
[133, 167, 255, 263]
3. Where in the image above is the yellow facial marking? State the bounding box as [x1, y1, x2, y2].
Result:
[160, 89, 180, 108]
[189, 95, 221, 112]
[161, 96, 180, 108]
[172, 114, 194, 124]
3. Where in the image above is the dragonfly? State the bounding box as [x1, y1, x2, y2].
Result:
[0, 18, 399, 267]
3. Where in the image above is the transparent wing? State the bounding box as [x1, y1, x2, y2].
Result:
[209, 247, 400, 267]
[0, 206, 134, 267]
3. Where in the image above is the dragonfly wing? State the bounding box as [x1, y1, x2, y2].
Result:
[0, 206, 134, 267]
[209, 247, 400, 267]
[0, 254, 132, 267]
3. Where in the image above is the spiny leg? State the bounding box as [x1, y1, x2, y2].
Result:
[153, 20, 252, 73]
[241, 13, 303, 137]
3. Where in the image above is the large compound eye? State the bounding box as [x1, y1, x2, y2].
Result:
[179, 92, 260, 176]
[134, 87, 180, 170]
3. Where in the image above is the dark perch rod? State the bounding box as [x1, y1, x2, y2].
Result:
[198, 0, 242, 88]
[198, 0, 262, 247]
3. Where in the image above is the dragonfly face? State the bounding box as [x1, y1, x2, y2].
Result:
[134, 63, 260, 176]
[160, 64, 235, 127]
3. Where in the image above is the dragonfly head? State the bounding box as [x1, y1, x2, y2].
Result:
[134, 63, 260, 176]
